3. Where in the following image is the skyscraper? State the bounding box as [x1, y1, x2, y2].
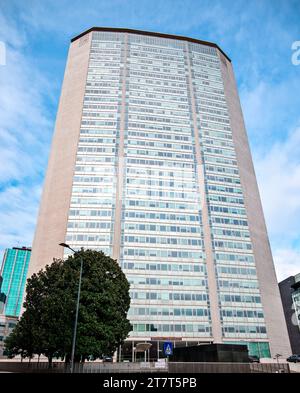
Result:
[0, 247, 31, 317]
[28, 28, 290, 359]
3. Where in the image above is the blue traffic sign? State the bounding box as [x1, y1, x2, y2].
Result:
[163, 341, 173, 356]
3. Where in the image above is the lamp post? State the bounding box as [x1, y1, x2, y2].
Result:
[274, 353, 282, 365]
[59, 242, 83, 374]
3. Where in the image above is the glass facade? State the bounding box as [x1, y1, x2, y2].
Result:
[63, 31, 269, 352]
[292, 288, 300, 332]
[225, 341, 271, 358]
[0, 247, 31, 317]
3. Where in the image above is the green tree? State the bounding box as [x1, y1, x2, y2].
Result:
[4, 314, 34, 360]
[4, 250, 132, 366]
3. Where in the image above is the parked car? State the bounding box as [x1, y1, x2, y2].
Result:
[248, 355, 260, 363]
[102, 356, 113, 362]
[287, 354, 300, 363]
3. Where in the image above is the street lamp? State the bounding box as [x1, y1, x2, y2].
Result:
[274, 353, 282, 365]
[59, 242, 83, 374]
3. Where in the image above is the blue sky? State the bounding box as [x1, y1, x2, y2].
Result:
[0, 0, 299, 281]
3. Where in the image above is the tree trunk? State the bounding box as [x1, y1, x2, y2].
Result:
[65, 352, 71, 364]
[48, 354, 53, 368]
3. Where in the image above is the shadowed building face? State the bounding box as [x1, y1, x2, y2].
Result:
[27, 28, 291, 359]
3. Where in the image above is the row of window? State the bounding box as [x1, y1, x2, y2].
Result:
[122, 262, 206, 273]
[211, 217, 248, 227]
[124, 236, 202, 247]
[74, 166, 115, 174]
[127, 148, 194, 160]
[132, 323, 211, 333]
[126, 199, 199, 211]
[215, 252, 254, 263]
[83, 104, 118, 111]
[128, 307, 210, 317]
[204, 155, 237, 167]
[130, 291, 208, 301]
[127, 158, 194, 169]
[207, 175, 240, 185]
[124, 211, 199, 221]
[126, 188, 198, 200]
[212, 228, 250, 239]
[128, 276, 206, 287]
[207, 184, 243, 195]
[79, 137, 115, 144]
[124, 249, 204, 259]
[128, 121, 192, 134]
[203, 138, 234, 149]
[202, 129, 232, 141]
[124, 223, 201, 234]
[223, 325, 267, 334]
[129, 78, 187, 90]
[221, 309, 264, 319]
[70, 198, 113, 206]
[209, 205, 246, 215]
[206, 165, 239, 176]
[126, 178, 196, 189]
[77, 151, 115, 159]
[126, 166, 195, 178]
[129, 99, 189, 111]
[220, 294, 261, 304]
[213, 241, 252, 251]
[72, 186, 113, 194]
[217, 266, 256, 276]
[67, 221, 111, 229]
[69, 209, 112, 217]
[218, 280, 259, 290]
[66, 234, 110, 242]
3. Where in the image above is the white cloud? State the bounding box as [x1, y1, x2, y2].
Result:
[0, 11, 27, 48]
[0, 56, 51, 182]
[17, 0, 224, 35]
[254, 125, 300, 280]
[0, 10, 54, 258]
[240, 78, 300, 145]
[254, 126, 300, 240]
[273, 248, 300, 282]
[0, 184, 42, 265]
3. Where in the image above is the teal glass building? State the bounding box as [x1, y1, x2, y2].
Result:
[0, 247, 31, 317]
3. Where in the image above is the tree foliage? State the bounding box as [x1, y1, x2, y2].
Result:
[4, 250, 132, 364]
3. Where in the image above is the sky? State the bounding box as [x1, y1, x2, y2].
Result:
[0, 0, 299, 281]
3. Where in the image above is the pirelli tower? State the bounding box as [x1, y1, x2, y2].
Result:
[28, 28, 290, 359]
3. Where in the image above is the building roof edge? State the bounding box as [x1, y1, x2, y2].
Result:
[70, 27, 231, 62]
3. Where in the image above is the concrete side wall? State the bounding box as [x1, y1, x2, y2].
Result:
[218, 52, 291, 357]
[27, 34, 92, 278]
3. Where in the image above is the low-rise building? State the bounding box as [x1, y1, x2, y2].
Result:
[279, 273, 300, 355]
[0, 314, 18, 357]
